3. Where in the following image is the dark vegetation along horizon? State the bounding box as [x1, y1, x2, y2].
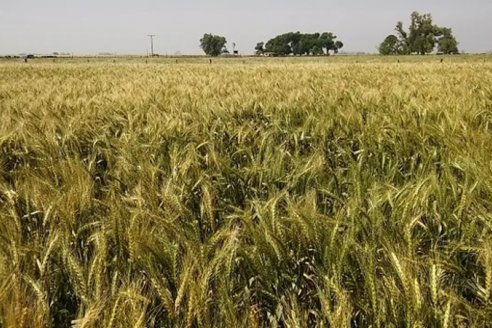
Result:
[200, 31, 344, 57]
[0, 11, 469, 59]
[199, 11, 461, 57]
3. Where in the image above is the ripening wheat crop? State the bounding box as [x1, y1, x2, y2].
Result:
[1, 57, 492, 327]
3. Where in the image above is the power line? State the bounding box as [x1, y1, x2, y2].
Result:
[147, 35, 156, 57]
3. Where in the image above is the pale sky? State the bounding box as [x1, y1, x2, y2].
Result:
[1, 0, 491, 55]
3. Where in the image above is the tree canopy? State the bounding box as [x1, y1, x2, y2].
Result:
[257, 32, 343, 56]
[379, 35, 403, 56]
[379, 12, 459, 55]
[437, 27, 459, 54]
[255, 42, 265, 55]
[200, 34, 228, 57]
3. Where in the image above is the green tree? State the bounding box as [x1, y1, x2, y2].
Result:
[379, 35, 402, 55]
[299, 33, 317, 55]
[334, 41, 344, 54]
[319, 32, 344, 54]
[289, 32, 303, 55]
[381, 12, 459, 55]
[265, 33, 293, 55]
[254, 42, 265, 55]
[319, 32, 335, 54]
[408, 12, 436, 55]
[395, 21, 409, 54]
[437, 28, 459, 54]
[200, 34, 227, 57]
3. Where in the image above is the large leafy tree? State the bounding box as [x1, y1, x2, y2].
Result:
[379, 12, 459, 55]
[437, 27, 459, 54]
[379, 35, 402, 55]
[264, 33, 293, 55]
[408, 12, 436, 55]
[200, 34, 227, 57]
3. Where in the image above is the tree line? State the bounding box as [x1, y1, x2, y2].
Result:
[199, 12, 459, 57]
[200, 32, 343, 57]
[255, 32, 343, 56]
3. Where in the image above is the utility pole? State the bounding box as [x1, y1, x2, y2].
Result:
[147, 35, 156, 57]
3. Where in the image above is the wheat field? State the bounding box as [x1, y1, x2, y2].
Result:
[1, 56, 492, 327]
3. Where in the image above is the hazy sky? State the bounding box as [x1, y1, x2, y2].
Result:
[1, 0, 491, 55]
